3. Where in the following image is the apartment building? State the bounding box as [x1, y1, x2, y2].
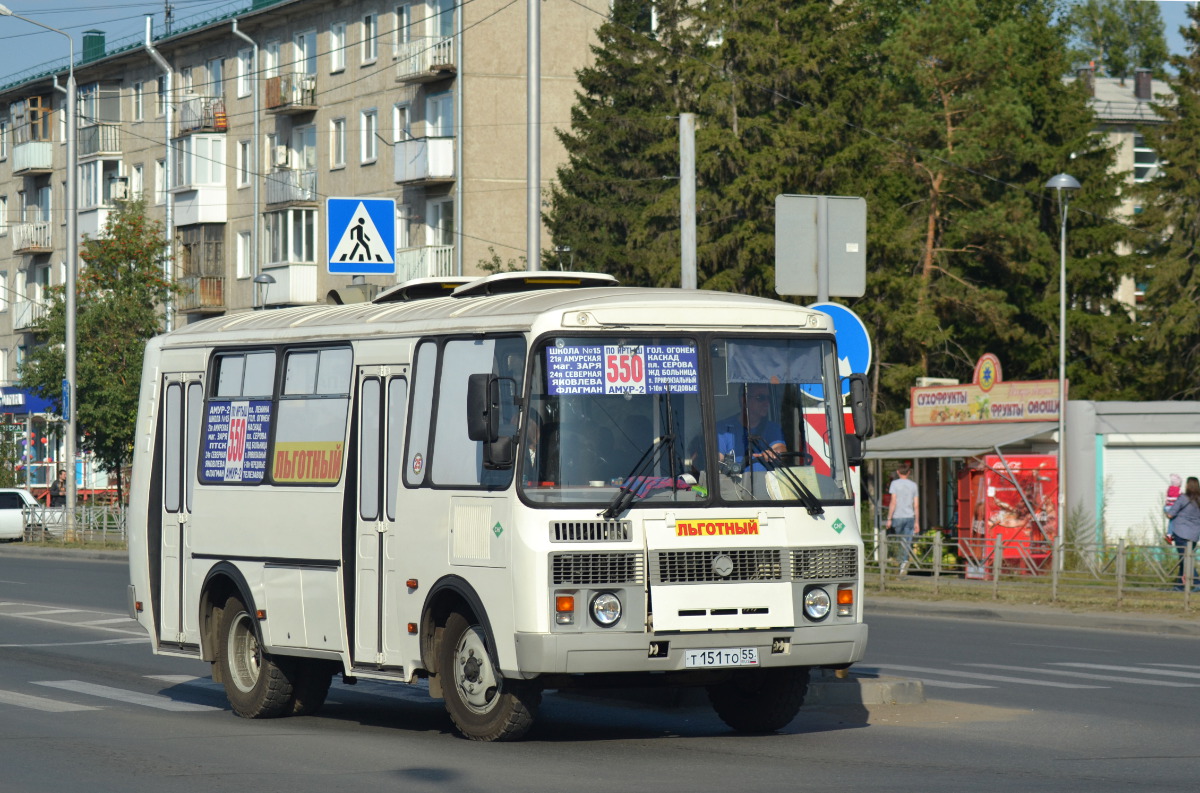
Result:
[0, 0, 608, 485]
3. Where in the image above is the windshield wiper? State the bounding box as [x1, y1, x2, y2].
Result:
[748, 436, 824, 516]
[600, 433, 674, 520]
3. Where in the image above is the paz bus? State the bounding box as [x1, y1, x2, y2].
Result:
[127, 271, 873, 741]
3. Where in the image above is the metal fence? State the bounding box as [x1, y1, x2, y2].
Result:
[22, 505, 127, 547]
[866, 528, 1199, 610]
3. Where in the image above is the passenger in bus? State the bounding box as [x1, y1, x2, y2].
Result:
[717, 383, 786, 473]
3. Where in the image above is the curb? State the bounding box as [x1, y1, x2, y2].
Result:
[808, 669, 925, 706]
[867, 595, 1200, 637]
[0, 544, 126, 563]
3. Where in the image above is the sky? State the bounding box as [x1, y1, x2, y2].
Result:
[0, 0, 1193, 88]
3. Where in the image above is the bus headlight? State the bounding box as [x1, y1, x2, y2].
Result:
[590, 593, 622, 627]
[803, 586, 831, 621]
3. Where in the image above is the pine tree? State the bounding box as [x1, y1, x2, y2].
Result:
[1132, 3, 1200, 399]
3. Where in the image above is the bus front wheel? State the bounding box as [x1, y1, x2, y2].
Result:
[438, 611, 540, 741]
[217, 595, 295, 718]
[707, 666, 810, 733]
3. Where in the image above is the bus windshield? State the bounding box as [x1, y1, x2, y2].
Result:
[520, 334, 854, 507]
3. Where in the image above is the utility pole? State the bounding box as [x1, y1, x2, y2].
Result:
[680, 113, 696, 289]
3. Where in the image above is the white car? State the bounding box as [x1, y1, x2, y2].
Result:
[0, 488, 40, 540]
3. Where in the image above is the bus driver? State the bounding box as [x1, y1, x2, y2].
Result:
[718, 383, 786, 473]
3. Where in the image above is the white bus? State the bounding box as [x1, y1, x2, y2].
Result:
[128, 272, 873, 741]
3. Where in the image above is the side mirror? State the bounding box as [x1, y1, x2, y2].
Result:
[466, 373, 518, 470]
[847, 373, 874, 439]
[844, 433, 864, 468]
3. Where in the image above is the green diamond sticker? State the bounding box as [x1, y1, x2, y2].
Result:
[493, 521, 504, 537]
[831, 518, 845, 534]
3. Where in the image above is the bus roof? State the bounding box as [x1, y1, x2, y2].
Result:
[160, 280, 832, 348]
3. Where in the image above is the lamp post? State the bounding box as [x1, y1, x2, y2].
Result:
[253, 273, 276, 309]
[0, 5, 77, 526]
[1045, 172, 1079, 559]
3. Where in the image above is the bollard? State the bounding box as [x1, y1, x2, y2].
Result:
[1186, 541, 1195, 611]
[933, 531, 942, 596]
[1116, 538, 1125, 607]
[991, 534, 1002, 600]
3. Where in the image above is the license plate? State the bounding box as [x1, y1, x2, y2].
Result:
[684, 647, 759, 668]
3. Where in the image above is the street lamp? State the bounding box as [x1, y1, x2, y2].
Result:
[1044, 172, 1079, 559]
[253, 273, 276, 309]
[0, 5, 78, 526]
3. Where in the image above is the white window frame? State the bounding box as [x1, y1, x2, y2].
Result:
[172, 135, 226, 189]
[426, 91, 453, 138]
[237, 48, 253, 98]
[426, 196, 454, 246]
[264, 40, 280, 79]
[392, 102, 410, 143]
[264, 207, 318, 265]
[294, 30, 318, 77]
[394, 3, 412, 54]
[362, 12, 379, 64]
[0, 117, 7, 158]
[361, 108, 378, 163]
[0, 270, 7, 311]
[180, 66, 194, 94]
[0, 195, 6, 236]
[330, 22, 346, 72]
[236, 230, 252, 279]
[131, 163, 144, 199]
[237, 140, 252, 187]
[132, 82, 144, 122]
[330, 117, 346, 169]
[207, 57, 224, 96]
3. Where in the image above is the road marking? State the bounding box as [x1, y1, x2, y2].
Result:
[855, 667, 991, 689]
[1049, 663, 1200, 680]
[0, 689, 100, 712]
[0, 638, 145, 648]
[965, 664, 1200, 687]
[7, 609, 83, 616]
[82, 617, 139, 626]
[34, 680, 222, 712]
[147, 674, 224, 692]
[1146, 663, 1200, 672]
[867, 664, 1104, 689]
[0, 610, 145, 636]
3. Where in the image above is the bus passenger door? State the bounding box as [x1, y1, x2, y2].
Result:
[160, 374, 203, 646]
[353, 368, 408, 668]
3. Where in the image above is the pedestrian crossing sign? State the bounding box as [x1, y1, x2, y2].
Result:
[327, 197, 396, 275]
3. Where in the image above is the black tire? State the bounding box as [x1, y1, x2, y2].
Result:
[707, 666, 810, 733]
[438, 611, 540, 741]
[216, 595, 295, 718]
[289, 660, 335, 716]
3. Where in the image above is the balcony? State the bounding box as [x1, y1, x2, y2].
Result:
[394, 137, 455, 184]
[177, 275, 225, 313]
[395, 37, 456, 83]
[12, 222, 52, 254]
[261, 263, 318, 305]
[12, 300, 47, 331]
[395, 245, 455, 281]
[266, 168, 317, 205]
[177, 96, 228, 136]
[12, 141, 53, 175]
[78, 124, 121, 159]
[265, 73, 317, 115]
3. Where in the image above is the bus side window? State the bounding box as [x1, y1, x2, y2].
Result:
[359, 378, 381, 520]
[405, 341, 437, 487]
[386, 377, 408, 520]
[164, 382, 182, 513]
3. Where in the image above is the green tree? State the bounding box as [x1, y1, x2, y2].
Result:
[21, 200, 177, 499]
[546, 0, 701, 286]
[1066, 0, 1168, 78]
[1132, 3, 1200, 399]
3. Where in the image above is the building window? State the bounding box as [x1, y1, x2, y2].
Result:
[131, 164, 144, 199]
[173, 135, 226, 188]
[264, 208, 317, 265]
[0, 117, 7, 158]
[1133, 134, 1160, 183]
[432, 0, 454, 37]
[361, 108, 378, 163]
[237, 48, 253, 98]
[362, 12, 379, 63]
[156, 77, 166, 116]
[392, 102, 410, 142]
[0, 195, 6, 235]
[154, 158, 166, 203]
[180, 66, 193, 94]
[330, 22, 346, 72]
[0, 270, 7, 311]
[331, 117, 346, 168]
[396, 203, 410, 249]
[426, 91, 452, 137]
[264, 40, 280, 79]
[207, 57, 224, 96]
[132, 82, 144, 121]
[426, 197, 454, 246]
[294, 31, 317, 77]
[79, 160, 122, 209]
[237, 230, 252, 279]
[394, 3, 412, 53]
[237, 140, 251, 187]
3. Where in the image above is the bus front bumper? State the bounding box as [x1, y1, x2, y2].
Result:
[510, 622, 867, 676]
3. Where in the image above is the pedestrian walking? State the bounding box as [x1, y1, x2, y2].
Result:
[886, 464, 920, 574]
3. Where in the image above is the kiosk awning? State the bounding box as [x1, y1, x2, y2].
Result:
[863, 421, 1057, 460]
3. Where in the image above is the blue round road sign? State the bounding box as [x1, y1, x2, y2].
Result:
[808, 302, 871, 395]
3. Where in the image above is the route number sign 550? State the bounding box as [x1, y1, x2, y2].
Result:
[605, 346, 646, 394]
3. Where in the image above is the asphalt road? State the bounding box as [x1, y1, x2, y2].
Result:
[1, 548, 1198, 792]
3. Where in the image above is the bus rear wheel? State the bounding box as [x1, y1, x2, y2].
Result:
[707, 666, 810, 733]
[438, 611, 540, 741]
[217, 595, 295, 718]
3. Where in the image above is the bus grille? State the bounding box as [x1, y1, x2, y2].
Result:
[551, 520, 631, 542]
[792, 547, 857, 580]
[551, 552, 644, 585]
[652, 549, 784, 584]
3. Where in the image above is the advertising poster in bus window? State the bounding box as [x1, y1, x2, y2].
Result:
[546, 344, 699, 395]
[203, 400, 271, 482]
